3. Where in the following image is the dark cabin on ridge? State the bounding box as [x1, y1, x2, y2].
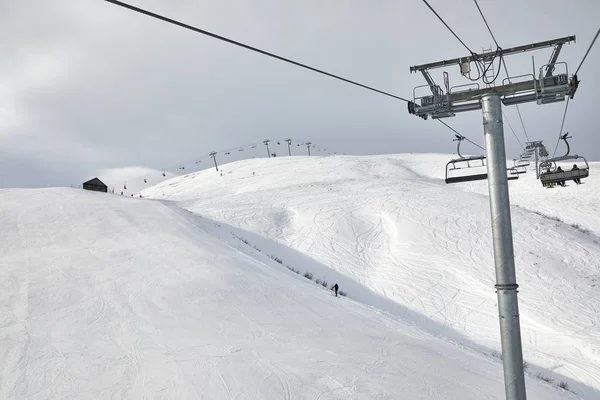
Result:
[82, 177, 107, 193]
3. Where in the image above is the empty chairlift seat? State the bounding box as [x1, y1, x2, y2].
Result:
[445, 156, 488, 183]
[444, 135, 519, 184]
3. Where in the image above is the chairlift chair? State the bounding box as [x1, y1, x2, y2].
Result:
[512, 159, 528, 174]
[508, 167, 521, 177]
[520, 153, 533, 160]
[538, 133, 589, 186]
[445, 135, 518, 184]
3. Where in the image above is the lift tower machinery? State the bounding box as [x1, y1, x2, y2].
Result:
[407, 36, 579, 400]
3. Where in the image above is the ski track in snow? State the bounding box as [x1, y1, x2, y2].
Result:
[1, 152, 596, 399]
[3, 187, 583, 398]
[142, 154, 600, 398]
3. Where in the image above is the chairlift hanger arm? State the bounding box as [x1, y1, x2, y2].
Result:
[545, 43, 563, 77]
[421, 70, 437, 93]
[410, 35, 575, 72]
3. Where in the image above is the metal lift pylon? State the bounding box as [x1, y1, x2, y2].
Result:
[408, 36, 579, 400]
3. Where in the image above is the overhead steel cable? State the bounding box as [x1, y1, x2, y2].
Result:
[551, 29, 598, 156]
[552, 96, 571, 157]
[514, 105, 530, 143]
[419, 0, 515, 153]
[503, 110, 524, 150]
[575, 27, 599, 75]
[473, 0, 530, 144]
[107, 0, 485, 157]
[104, 0, 410, 102]
[420, 0, 498, 84]
[473, 0, 499, 47]
[420, 0, 474, 54]
[437, 120, 485, 151]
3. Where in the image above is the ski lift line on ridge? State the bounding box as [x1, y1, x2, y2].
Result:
[106, 0, 480, 161]
[114, 138, 329, 189]
[115, 141, 264, 189]
[473, 0, 530, 145]
[103, 0, 411, 103]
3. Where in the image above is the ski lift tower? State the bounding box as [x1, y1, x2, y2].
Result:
[524, 141, 548, 178]
[408, 35, 579, 400]
[209, 151, 218, 172]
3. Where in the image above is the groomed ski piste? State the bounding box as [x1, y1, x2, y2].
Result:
[0, 154, 596, 399]
[141, 153, 600, 398]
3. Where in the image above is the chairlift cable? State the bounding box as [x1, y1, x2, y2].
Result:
[550, 29, 598, 157]
[551, 96, 571, 157]
[104, 0, 410, 103]
[473, 0, 530, 144]
[437, 120, 485, 151]
[503, 110, 524, 150]
[421, 0, 474, 54]
[514, 105, 530, 143]
[473, 0, 499, 47]
[575, 27, 600, 75]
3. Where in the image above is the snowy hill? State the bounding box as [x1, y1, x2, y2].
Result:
[141, 154, 600, 398]
[0, 187, 584, 399]
[1, 187, 580, 399]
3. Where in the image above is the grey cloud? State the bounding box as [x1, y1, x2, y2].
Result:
[0, 0, 598, 187]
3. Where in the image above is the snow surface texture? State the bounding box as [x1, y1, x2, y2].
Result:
[142, 154, 600, 399]
[1, 188, 578, 399]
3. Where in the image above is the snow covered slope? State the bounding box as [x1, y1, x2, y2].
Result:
[1, 188, 579, 399]
[401, 153, 600, 236]
[142, 154, 600, 398]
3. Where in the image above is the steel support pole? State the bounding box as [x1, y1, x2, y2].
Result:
[481, 94, 527, 400]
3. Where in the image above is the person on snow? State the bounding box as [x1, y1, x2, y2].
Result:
[332, 283, 339, 297]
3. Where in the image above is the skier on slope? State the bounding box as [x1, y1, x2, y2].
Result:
[332, 283, 339, 297]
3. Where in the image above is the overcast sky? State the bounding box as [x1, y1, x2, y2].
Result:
[0, 0, 598, 188]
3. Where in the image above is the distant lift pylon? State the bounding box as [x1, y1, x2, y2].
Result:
[445, 135, 519, 184]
